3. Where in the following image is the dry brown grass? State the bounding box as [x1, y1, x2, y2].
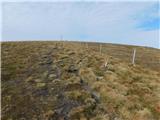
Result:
[1, 41, 160, 120]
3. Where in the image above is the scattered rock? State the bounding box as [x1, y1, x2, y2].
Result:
[35, 79, 43, 83]
[60, 55, 69, 59]
[68, 51, 75, 55]
[53, 79, 61, 83]
[38, 61, 45, 65]
[45, 59, 52, 64]
[36, 83, 46, 88]
[55, 60, 63, 64]
[48, 74, 57, 80]
[25, 76, 34, 82]
[96, 76, 103, 81]
[91, 91, 100, 103]
[42, 55, 48, 59]
[42, 71, 49, 78]
[68, 65, 78, 73]
[51, 64, 57, 69]
[114, 117, 122, 120]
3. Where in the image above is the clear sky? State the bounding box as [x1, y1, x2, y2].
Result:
[1, 0, 160, 48]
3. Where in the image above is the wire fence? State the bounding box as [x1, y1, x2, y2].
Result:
[52, 41, 160, 71]
[78, 42, 160, 71]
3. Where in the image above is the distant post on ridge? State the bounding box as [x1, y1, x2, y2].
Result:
[60, 35, 64, 47]
[100, 44, 102, 54]
[86, 43, 88, 49]
[132, 48, 136, 65]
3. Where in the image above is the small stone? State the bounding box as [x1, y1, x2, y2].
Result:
[26, 76, 34, 82]
[36, 83, 46, 88]
[41, 71, 48, 79]
[68, 65, 78, 73]
[68, 51, 75, 55]
[45, 110, 54, 118]
[96, 76, 103, 81]
[42, 55, 48, 59]
[91, 91, 100, 103]
[53, 79, 61, 82]
[34, 79, 42, 83]
[114, 117, 121, 120]
[60, 55, 69, 59]
[43, 71, 49, 77]
[49, 74, 57, 79]
[46, 60, 52, 64]
[39, 61, 45, 65]
[51, 65, 57, 69]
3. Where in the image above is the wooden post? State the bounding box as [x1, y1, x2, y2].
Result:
[132, 48, 136, 65]
[100, 44, 102, 54]
[104, 58, 108, 68]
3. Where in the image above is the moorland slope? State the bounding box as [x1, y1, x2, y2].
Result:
[1, 41, 160, 120]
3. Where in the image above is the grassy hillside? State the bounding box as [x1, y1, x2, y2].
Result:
[1, 41, 160, 120]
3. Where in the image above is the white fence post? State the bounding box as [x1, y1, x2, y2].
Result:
[132, 48, 136, 65]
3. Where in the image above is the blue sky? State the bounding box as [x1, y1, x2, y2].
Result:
[1, 0, 160, 48]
